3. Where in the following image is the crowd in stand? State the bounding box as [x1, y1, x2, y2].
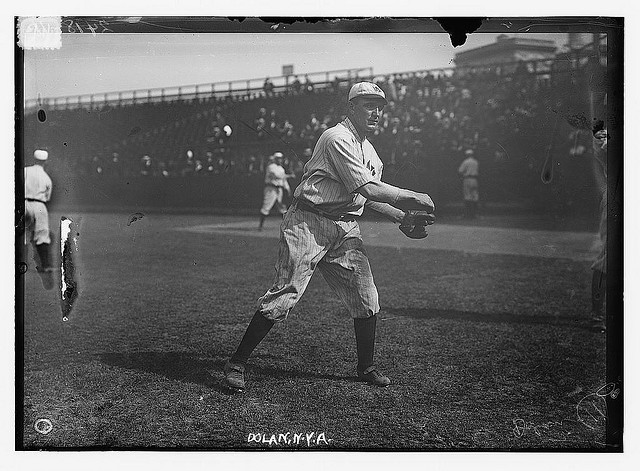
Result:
[28, 61, 596, 201]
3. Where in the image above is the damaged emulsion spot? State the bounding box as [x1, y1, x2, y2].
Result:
[37, 109, 46, 122]
[127, 212, 145, 226]
[434, 17, 485, 47]
[60, 217, 79, 321]
[541, 115, 559, 185]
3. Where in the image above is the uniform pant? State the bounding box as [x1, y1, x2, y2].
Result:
[260, 185, 287, 216]
[462, 177, 479, 202]
[24, 200, 51, 245]
[591, 189, 607, 274]
[257, 206, 380, 321]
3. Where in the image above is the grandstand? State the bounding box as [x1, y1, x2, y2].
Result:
[22, 49, 606, 215]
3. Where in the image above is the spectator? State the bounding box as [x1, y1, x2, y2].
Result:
[139, 155, 152, 176]
[263, 77, 275, 97]
[303, 75, 314, 93]
[26, 58, 598, 221]
[291, 76, 302, 95]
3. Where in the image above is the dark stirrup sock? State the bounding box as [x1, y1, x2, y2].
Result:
[35, 243, 52, 270]
[354, 315, 377, 372]
[230, 310, 275, 365]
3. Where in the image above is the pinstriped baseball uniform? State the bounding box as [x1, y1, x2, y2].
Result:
[258, 117, 383, 321]
[293, 118, 383, 217]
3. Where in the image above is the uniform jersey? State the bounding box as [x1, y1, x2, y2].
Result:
[24, 164, 52, 246]
[458, 157, 479, 178]
[25, 165, 52, 202]
[293, 118, 383, 217]
[258, 117, 382, 321]
[264, 162, 288, 188]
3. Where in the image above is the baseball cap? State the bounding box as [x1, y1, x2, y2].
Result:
[273, 152, 284, 158]
[348, 82, 388, 104]
[465, 149, 475, 156]
[34, 150, 48, 161]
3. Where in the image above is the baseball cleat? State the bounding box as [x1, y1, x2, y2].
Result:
[357, 366, 391, 387]
[224, 360, 246, 391]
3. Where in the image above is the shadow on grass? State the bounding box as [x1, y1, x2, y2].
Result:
[99, 352, 239, 395]
[386, 308, 595, 331]
[99, 351, 358, 394]
[249, 356, 357, 384]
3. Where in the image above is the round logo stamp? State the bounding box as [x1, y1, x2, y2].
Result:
[34, 418, 53, 435]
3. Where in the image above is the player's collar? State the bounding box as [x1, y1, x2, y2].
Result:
[342, 117, 366, 143]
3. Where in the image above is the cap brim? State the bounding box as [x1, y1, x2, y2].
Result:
[350, 94, 388, 104]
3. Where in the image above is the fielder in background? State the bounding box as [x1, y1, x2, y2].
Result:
[224, 82, 435, 391]
[458, 149, 479, 219]
[24, 149, 54, 290]
[258, 151, 291, 230]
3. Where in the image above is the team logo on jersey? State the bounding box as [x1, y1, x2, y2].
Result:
[366, 160, 376, 176]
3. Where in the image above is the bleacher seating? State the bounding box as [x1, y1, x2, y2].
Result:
[23, 61, 603, 214]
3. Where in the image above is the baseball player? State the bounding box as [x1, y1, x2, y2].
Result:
[591, 124, 608, 332]
[24, 149, 54, 290]
[258, 151, 291, 230]
[224, 82, 436, 391]
[457, 149, 479, 219]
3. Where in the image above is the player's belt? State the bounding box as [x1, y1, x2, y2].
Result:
[26, 197, 47, 204]
[463, 175, 478, 179]
[293, 199, 357, 222]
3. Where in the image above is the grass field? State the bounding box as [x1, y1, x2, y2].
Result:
[19, 211, 612, 450]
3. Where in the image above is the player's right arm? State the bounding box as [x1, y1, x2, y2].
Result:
[357, 180, 435, 213]
[324, 132, 435, 213]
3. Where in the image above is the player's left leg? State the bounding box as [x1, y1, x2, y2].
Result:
[34, 242, 54, 290]
[590, 193, 607, 332]
[276, 188, 287, 217]
[470, 181, 479, 219]
[259, 187, 278, 230]
[318, 222, 389, 387]
[225, 207, 333, 390]
[592, 269, 606, 324]
[591, 265, 606, 333]
[32, 204, 54, 290]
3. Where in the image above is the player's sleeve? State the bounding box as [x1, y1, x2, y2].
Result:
[326, 135, 375, 193]
[264, 165, 275, 184]
[44, 175, 52, 201]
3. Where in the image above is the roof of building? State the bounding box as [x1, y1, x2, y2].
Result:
[454, 34, 557, 63]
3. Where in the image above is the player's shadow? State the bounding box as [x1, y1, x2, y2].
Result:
[99, 351, 236, 395]
[249, 353, 357, 383]
[386, 308, 595, 330]
[99, 351, 356, 395]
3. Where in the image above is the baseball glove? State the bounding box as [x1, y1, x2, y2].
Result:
[399, 211, 435, 239]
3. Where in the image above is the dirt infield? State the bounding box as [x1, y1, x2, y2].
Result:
[180, 217, 600, 261]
